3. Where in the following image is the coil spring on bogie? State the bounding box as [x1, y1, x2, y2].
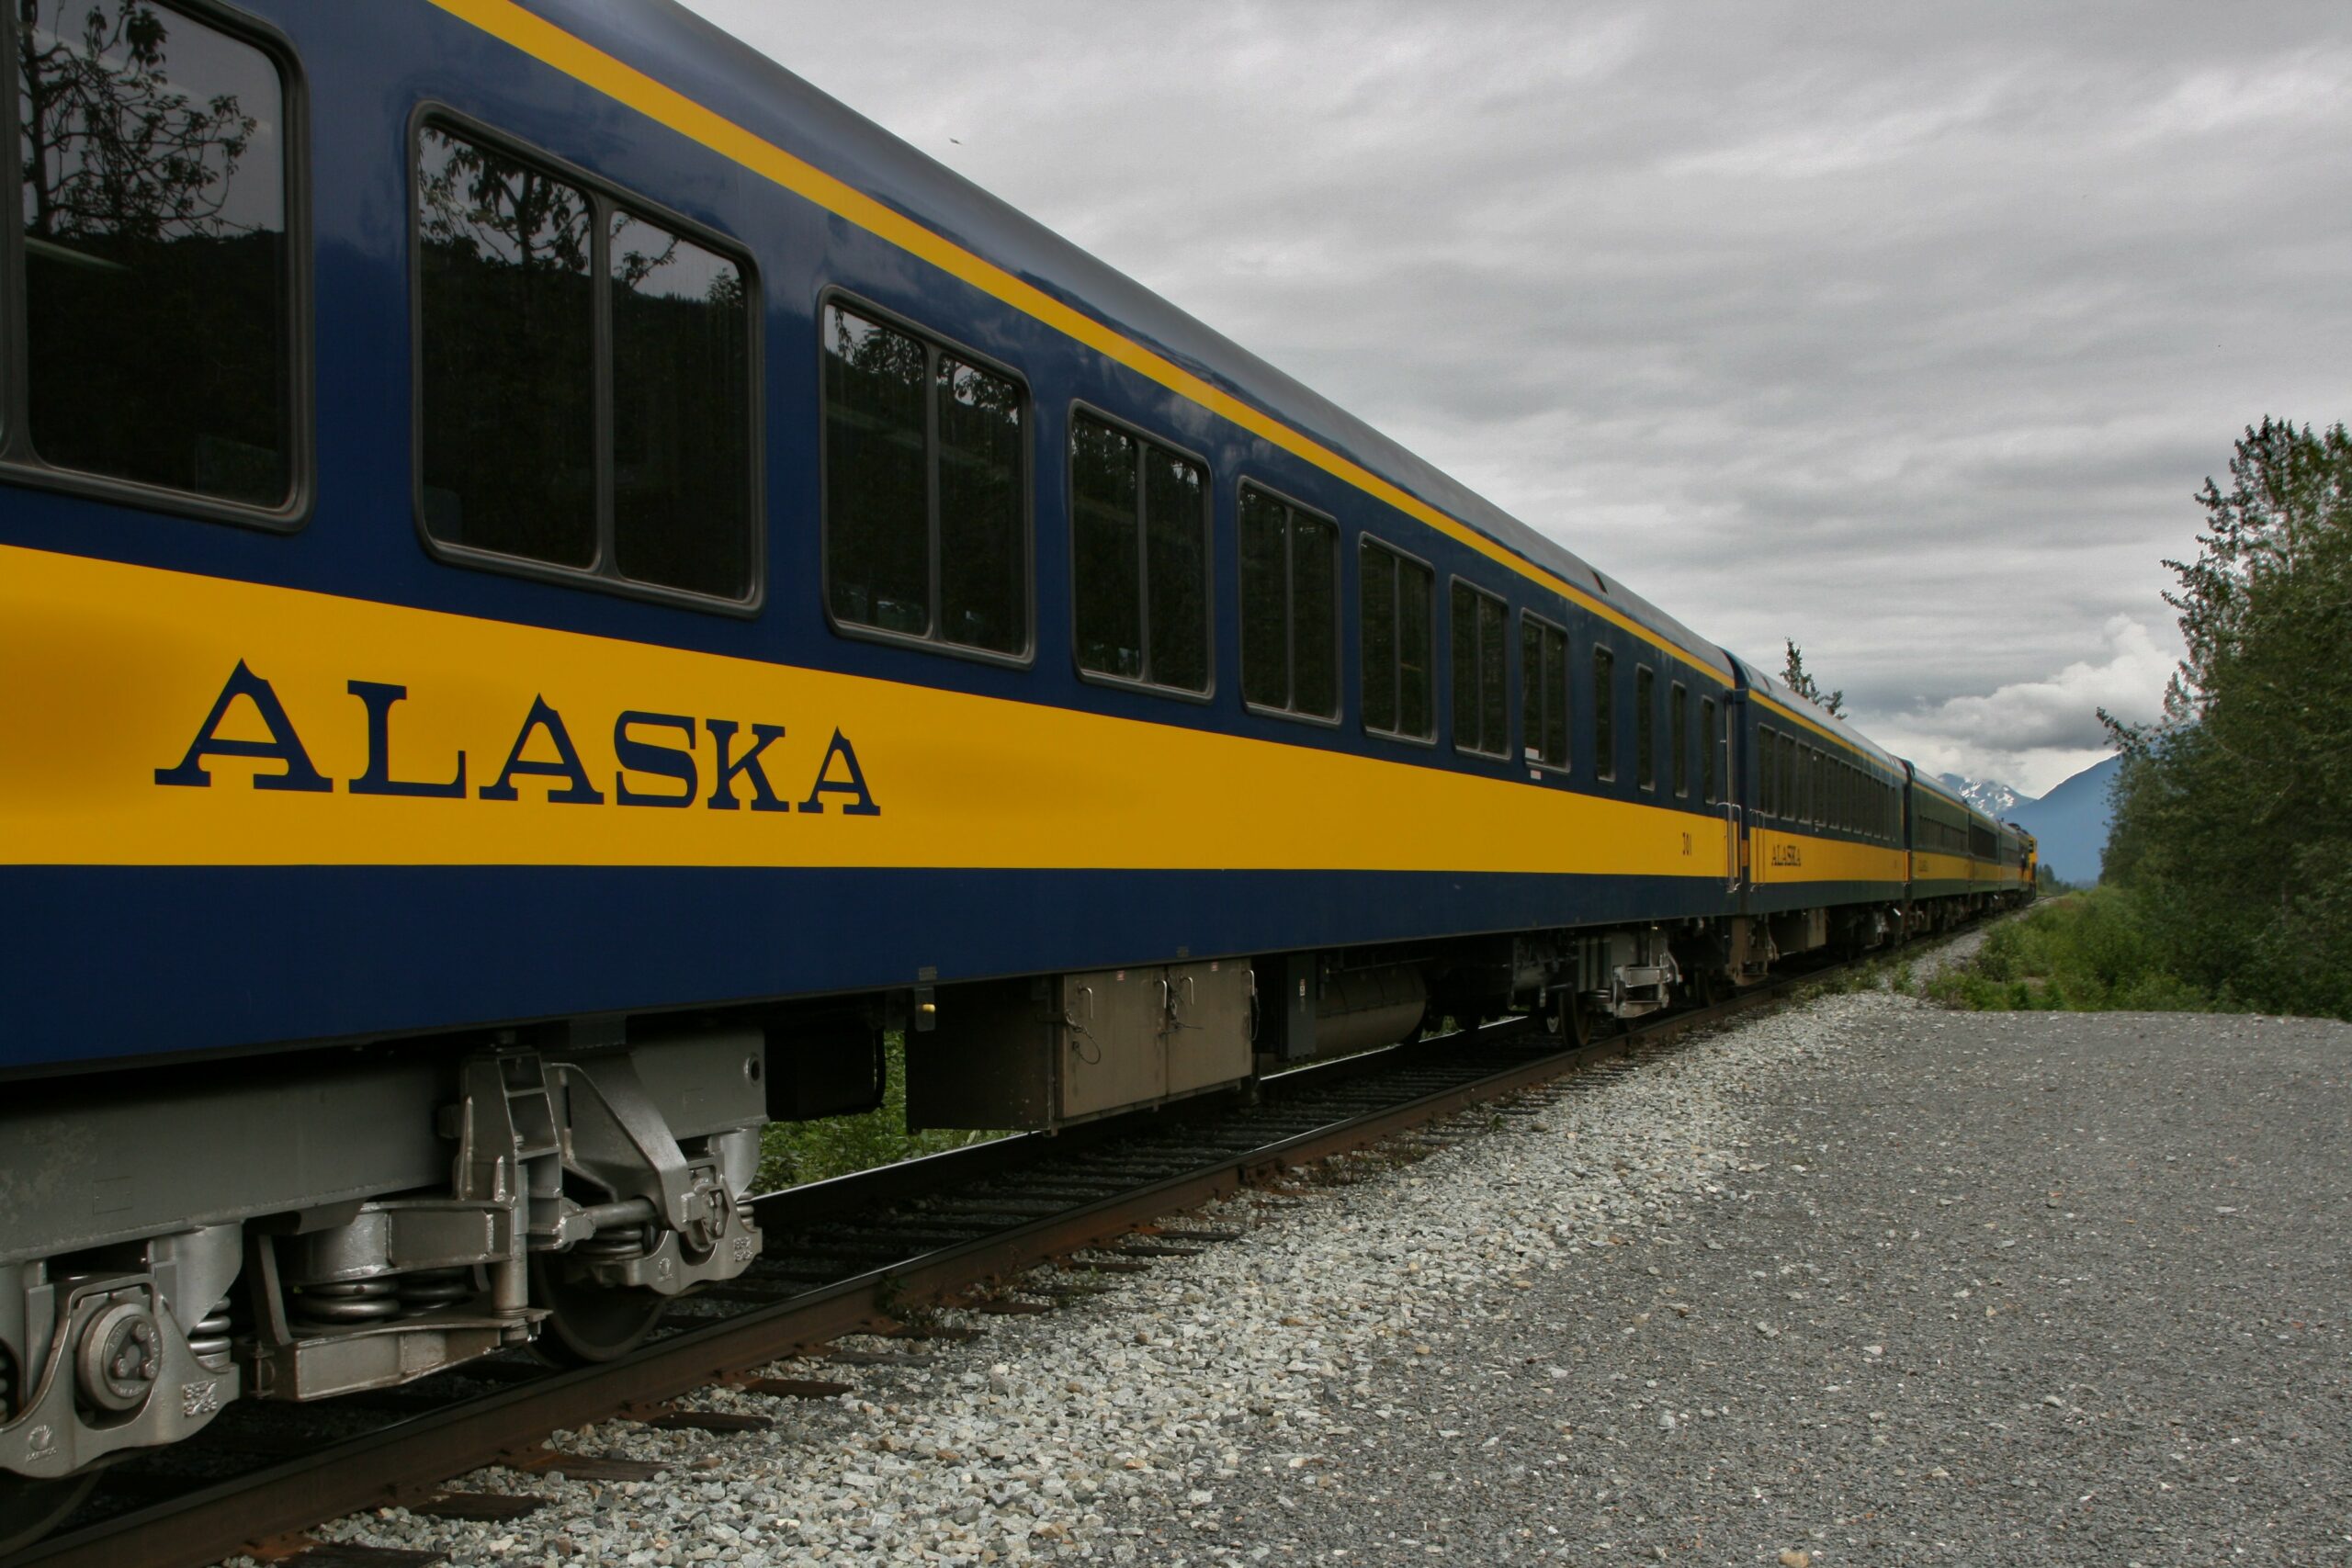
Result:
[1, 1344, 15, 1418]
[187, 1296, 234, 1371]
[397, 1268, 471, 1315]
[576, 1223, 652, 1261]
[294, 1278, 401, 1326]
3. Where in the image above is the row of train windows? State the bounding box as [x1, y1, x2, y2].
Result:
[0, 5, 1725, 795]
[1757, 724, 1902, 842]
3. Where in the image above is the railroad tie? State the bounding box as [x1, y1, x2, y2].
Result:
[413, 1493, 550, 1522]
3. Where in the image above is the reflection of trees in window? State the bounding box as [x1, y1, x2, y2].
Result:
[820, 303, 1024, 653]
[1238, 486, 1338, 718]
[611, 213, 749, 598]
[15, 0, 289, 503]
[1071, 413, 1204, 692]
[418, 128, 594, 567]
[1360, 539, 1432, 739]
[417, 124, 754, 601]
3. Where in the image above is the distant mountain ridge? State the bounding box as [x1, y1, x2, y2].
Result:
[1935, 773, 2024, 818]
[1934, 757, 2121, 886]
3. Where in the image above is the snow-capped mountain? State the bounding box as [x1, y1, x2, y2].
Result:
[1934, 773, 2025, 818]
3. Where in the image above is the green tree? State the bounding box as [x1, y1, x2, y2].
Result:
[2102, 418, 2352, 1018]
[1781, 639, 1845, 717]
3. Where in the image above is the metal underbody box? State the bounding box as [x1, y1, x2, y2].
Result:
[907, 962, 1254, 1132]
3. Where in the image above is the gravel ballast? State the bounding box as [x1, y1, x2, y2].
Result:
[260, 969, 2350, 1566]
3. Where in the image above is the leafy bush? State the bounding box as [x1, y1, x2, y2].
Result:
[1927, 890, 2209, 1013]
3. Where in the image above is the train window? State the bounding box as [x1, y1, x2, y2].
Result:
[1592, 645, 1616, 781]
[823, 304, 1025, 653]
[1520, 613, 1569, 770]
[1758, 725, 1775, 816]
[420, 122, 758, 604]
[9, 0, 297, 512]
[613, 215, 752, 598]
[1634, 666, 1656, 791]
[1239, 484, 1338, 719]
[1360, 537, 1433, 739]
[1700, 697, 1717, 804]
[1670, 682, 1690, 797]
[1072, 412, 1207, 692]
[1780, 735, 1797, 824]
[1450, 580, 1509, 758]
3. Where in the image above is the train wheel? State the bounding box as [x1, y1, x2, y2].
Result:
[1544, 990, 1592, 1050]
[527, 1255, 667, 1366]
[0, 1472, 97, 1556]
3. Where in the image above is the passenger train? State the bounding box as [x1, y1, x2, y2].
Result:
[0, 0, 2032, 1543]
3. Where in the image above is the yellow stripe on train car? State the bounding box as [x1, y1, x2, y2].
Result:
[1747, 829, 1906, 887]
[2, 546, 1735, 877]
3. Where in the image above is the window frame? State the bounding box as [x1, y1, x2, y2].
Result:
[1065, 400, 1215, 702]
[1235, 478, 1340, 727]
[0, 0, 315, 530]
[1518, 608, 1572, 775]
[1447, 573, 1511, 761]
[817, 287, 1033, 665]
[1592, 643, 1618, 783]
[409, 105, 765, 616]
[1358, 533, 1438, 746]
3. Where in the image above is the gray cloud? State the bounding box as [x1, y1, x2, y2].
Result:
[684, 0, 2348, 794]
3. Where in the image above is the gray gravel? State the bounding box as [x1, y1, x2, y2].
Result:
[252, 961, 2349, 1567]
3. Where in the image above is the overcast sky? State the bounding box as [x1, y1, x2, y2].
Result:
[682, 0, 2349, 795]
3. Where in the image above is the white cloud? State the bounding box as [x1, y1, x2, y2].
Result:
[1860, 616, 2177, 795]
[677, 0, 2345, 763]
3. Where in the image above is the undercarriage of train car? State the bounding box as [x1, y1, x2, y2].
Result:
[1, 897, 1982, 1538]
[0, 1023, 795, 1540]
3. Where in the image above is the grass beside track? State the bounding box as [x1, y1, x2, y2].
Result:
[755, 1033, 1003, 1191]
[1925, 888, 2213, 1013]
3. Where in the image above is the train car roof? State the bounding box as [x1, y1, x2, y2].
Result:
[1727, 657, 1904, 768]
[557, 1, 1734, 680]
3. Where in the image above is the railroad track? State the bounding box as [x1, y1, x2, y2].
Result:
[10, 957, 1868, 1568]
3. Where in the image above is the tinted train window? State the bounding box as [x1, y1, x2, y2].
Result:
[1520, 613, 1568, 770]
[1701, 697, 1717, 804]
[1238, 485, 1338, 719]
[419, 123, 755, 602]
[823, 304, 1025, 652]
[1592, 646, 1616, 781]
[1361, 538, 1433, 739]
[613, 215, 751, 597]
[1634, 665, 1656, 791]
[1670, 682, 1689, 797]
[1072, 412, 1206, 691]
[1450, 581, 1508, 757]
[12, 0, 292, 507]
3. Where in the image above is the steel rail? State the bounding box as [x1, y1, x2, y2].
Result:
[11, 961, 1841, 1568]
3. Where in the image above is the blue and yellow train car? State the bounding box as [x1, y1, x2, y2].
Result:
[0, 1, 2016, 1532]
[1725, 660, 1909, 971]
